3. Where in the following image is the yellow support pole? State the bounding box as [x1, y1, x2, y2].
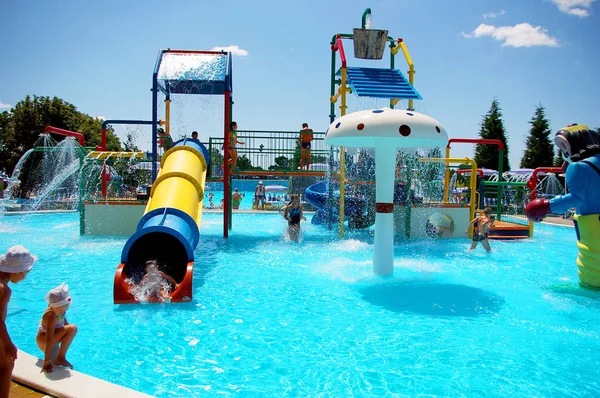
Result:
[392, 40, 415, 111]
[443, 146, 451, 203]
[165, 99, 171, 135]
[338, 68, 350, 238]
[423, 157, 478, 237]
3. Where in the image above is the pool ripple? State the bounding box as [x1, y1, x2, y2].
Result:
[3, 212, 600, 396]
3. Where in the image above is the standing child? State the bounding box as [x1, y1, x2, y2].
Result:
[36, 283, 78, 373]
[0, 245, 36, 395]
[298, 123, 314, 170]
[254, 181, 266, 210]
[281, 194, 307, 242]
[466, 207, 496, 252]
[223, 121, 244, 173]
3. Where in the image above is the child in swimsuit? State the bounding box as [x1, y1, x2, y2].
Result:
[282, 194, 307, 242]
[298, 123, 313, 170]
[157, 128, 173, 152]
[222, 121, 244, 173]
[139, 260, 178, 302]
[232, 188, 243, 210]
[36, 283, 78, 373]
[0, 245, 36, 393]
[466, 207, 495, 252]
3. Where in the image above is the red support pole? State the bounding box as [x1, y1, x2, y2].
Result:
[223, 91, 231, 238]
[336, 34, 347, 68]
[101, 129, 107, 151]
[101, 163, 110, 199]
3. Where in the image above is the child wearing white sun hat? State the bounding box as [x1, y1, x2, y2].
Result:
[36, 283, 78, 373]
[0, 245, 37, 396]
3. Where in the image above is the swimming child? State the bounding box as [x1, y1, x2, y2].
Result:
[0, 245, 36, 393]
[281, 194, 307, 242]
[466, 207, 496, 252]
[36, 283, 78, 373]
[139, 260, 178, 302]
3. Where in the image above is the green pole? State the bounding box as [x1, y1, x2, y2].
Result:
[79, 156, 85, 236]
[497, 149, 504, 220]
[361, 8, 371, 29]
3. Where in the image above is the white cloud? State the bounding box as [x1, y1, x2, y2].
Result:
[210, 45, 249, 57]
[0, 102, 11, 109]
[550, 0, 595, 17]
[96, 115, 106, 120]
[482, 9, 506, 18]
[462, 23, 560, 48]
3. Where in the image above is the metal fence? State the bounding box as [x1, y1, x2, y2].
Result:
[207, 130, 328, 177]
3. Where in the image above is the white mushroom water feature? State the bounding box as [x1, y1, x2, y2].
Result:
[325, 108, 448, 276]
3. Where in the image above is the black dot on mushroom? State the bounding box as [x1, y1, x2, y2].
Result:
[399, 125, 411, 137]
[357, 123, 365, 131]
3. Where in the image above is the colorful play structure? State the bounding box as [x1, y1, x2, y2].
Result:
[526, 124, 600, 288]
[7, 8, 591, 302]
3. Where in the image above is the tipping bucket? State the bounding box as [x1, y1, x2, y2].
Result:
[353, 28, 388, 59]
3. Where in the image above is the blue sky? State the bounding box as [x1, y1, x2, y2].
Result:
[1, 0, 598, 169]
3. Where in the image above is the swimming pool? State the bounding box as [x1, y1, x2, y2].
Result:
[2, 212, 599, 396]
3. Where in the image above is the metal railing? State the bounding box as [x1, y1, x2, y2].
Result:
[207, 130, 328, 177]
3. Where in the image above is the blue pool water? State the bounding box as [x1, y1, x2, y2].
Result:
[1, 212, 599, 397]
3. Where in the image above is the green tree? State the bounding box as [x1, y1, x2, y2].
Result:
[554, 148, 563, 167]
[474, 99, 510, 172]
[270, 156, 292, 171]
[0, 95, 121, 174]
[123, 132, 140, 152]
[520, 105, 554, 168]
[237, 155, 252, 170]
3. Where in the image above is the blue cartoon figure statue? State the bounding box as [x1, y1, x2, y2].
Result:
[526, 124, 600, 288]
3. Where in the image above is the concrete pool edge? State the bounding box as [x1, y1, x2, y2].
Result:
[13, 349, 153, 398]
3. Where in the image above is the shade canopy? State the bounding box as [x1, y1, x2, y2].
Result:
[325, 108, 447, 149]
[155, 51, 232, 95]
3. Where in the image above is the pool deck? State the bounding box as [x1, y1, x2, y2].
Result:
[542, 215, 575, 227]
[12, 350, 152, 398]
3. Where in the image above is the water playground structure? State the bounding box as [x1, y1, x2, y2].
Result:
[3, 8, 591, 303]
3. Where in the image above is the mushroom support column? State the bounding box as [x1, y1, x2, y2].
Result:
[374, 144, 397, 276]
[325, 108, 448, 277]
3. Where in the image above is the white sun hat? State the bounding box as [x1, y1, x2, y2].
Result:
[45, 283, 72, 308]
[0, 245, 38, 273]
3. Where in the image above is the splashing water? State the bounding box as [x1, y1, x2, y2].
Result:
[126, 269, 174, 303]
[364, 14, 372, 29]
[0, 135, 84, 215]
[539, 173, 564, 198]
